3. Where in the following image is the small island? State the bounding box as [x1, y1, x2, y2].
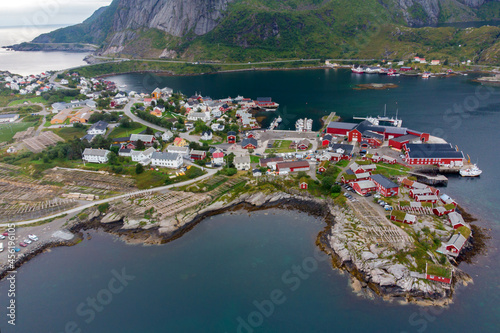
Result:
[354, 83, 399, 90]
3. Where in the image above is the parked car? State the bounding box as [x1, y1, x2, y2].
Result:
[28, 234, 38, 241]
[2, 232, 8, 237]
[0, 235, 5, 240]
[19, 242, 27, 247]
[23, 239, 32, 244]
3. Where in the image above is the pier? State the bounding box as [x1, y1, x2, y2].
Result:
[408, 171, 448, 186]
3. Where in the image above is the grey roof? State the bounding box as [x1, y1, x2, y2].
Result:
[329, 143, 354, 155]
[151, 152, 179, 161]
[447, 233, 467, 249]
[130, 134, 155, 142]
[323, 134, 333, 140]
[383, 126, 408, 135]
[362, 130, 384, 140]
[81, 134, 95, 142]
[448, 212, 465, 227]
[83, 148, 109, 157]
[406, 143, 464, 159]
[0, 113, 18, 119]
[119, 148, 131, 153]
[391, 134, 419, 142]
[327, 121, 357, 130]
[241, 137, 257, 147]
[191, 149, 206, 156]
[371, 174, 399, 189]
[89, 120, 108, 132]
[234, 155, 251, 164]
[227, 131, 237, 136]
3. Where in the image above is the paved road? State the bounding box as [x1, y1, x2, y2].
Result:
[94, 56, 321, 66]
[0, 167, 219, 227]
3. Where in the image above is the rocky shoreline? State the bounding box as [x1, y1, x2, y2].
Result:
[0, 191, 481, 306]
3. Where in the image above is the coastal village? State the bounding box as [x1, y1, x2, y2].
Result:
[0, 66, 482, 304]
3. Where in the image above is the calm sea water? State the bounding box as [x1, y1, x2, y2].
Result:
[0, 26, 89, 76]
[1, 70, 499, 332]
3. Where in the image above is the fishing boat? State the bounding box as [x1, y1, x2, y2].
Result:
[295, 118, 313, 132]
[422, 72, 431, 79]
[460, 164, 482, 177]
[351, 65, 364, 74]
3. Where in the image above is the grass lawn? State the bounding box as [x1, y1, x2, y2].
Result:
[336, 160, 350, 168]
[0, 122, 36, 142]
[373, 163, 411, 177]
[45, 127, 87, 141]
[7, 96, 46, 107]
[109, 122, 146, 138]
[250, 155, 261, 163]
[264, 140, 297, 153]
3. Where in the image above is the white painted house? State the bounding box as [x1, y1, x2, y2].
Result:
[82, 148, 110, 164]
[162, 130, 173, 141]
[87, 121, 108, 135]
[151, 152, 183, 169]
[0, 114, 20, 123]
[201, 131, 213, 141]
[234, 155, 251, 171]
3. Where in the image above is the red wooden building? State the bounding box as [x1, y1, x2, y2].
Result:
[403, 143, 464, 166]
[241, 137, 257, 149]
[276, 161, 310, 173]
[227, 131, 237, 144]
[190, 150, 206, 160]
[300, 179, 308, 190]
[322, 134, 333, 146]
[352, 180, 377, 196]
[370, 174, 399, 197]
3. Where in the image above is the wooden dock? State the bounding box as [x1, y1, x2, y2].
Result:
[408, 171, 448, 186]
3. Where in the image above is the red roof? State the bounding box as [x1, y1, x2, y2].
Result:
[213, 152, 224, 158]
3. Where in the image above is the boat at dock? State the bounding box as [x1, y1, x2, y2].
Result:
[269, 116, 282, 130]
[296, 118, 313, 132]
[460, 164, 482, 177]
[351, 66, 364, 74]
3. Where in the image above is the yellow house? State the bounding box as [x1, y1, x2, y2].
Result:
[173, 137, 188, 147]
[151, 88, 162, 100]
[150, 109, 162, 117]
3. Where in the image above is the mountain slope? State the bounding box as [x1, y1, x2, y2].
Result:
[29, 0, 500, 63]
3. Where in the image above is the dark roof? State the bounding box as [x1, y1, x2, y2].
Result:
[362, 130, 384, 140]
[346, 169, 355, 175]
[81, 134, 94, 142]
[112, 136, 130, 142]
[227, 131, 237, 136]
[152, 152, 179, 160]
[323, 134, 333, 140]
[260, 157, 284, 166]
[89, 120, 108, 131]
[327, 121, 356, 130]
[383, 126, 408, 135]
[329, 143, 354, 155]
[371, 174, 399, 189]
[405, 143, 463, 159]
[353, 120, 385, 134]
[277, 161, 310, 169]
[257, 97, 272, 102]
[119, 148, 131, 153]
[241, 137, 257, 147]
[390, 134, 419, 142]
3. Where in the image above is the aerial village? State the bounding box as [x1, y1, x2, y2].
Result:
[0, 68, 478, 293]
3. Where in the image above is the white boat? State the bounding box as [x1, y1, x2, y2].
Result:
[351, 66, 364, 74]
[422, 73, 431, 79]
[460, 164, 482, 177]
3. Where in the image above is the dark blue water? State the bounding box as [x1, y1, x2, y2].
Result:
[1, 69, 499, 332]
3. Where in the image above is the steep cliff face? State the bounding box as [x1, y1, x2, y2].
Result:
[30, 0, 500, 58]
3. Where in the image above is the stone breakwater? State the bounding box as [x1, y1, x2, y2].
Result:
[0, 191, 475, 305]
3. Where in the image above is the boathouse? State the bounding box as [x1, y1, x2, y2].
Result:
[370, 174, 399, 197]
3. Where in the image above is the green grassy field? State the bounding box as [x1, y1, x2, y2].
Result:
[7, 96, 46, 107]
[45, 126, 88, 141]
[108, 122, 146, 138]
[0, 122, 36, 142]
[265, 140, 297, 154]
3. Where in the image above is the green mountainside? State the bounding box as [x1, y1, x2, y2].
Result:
[28, 0, 500, 64]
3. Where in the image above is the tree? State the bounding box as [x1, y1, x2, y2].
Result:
[73, 122, 84, 128]
[321, 176, 335, 191]
[136, 139, 145, 150]
[145, 127, 154, 135]
[119, 117, 131, 128]
[135, 163, 144, 174]
[108, 152, 118, 165]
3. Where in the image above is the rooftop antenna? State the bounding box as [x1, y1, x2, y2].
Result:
[384, 104, 386, 117]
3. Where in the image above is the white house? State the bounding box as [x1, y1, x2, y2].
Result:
[211, 149, 224, 166]
[167, 146, 190, 156]
[151, 152, 183, 169]
[131, 147, 156, 164]
[201, 130, 213, 141]
[211, 108, 222, 118]
[234, 155, 251, 171]
[82, 148, 110, 164]
[162, 130, 173, 141]
[211, 123, 224, 132]
[0, 114, 20, 123]
[87, 121, 108, 135]
[187, 111, 210, 122]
